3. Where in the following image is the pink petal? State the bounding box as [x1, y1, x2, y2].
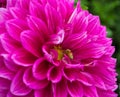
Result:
[33, 58, 49, 80]
[84, 86, 98, 97]
[35, 84, 53, 97]
[6, 19, 28, 41]
[12, 48, 36, 67]
[47, 67, 62, 83]
[10, 7, 27, 19]
[0, 64, 15, 80]
[97, 88, 118, 97]
[45, 3, 62, 33]
[10, 70, 32, 96]
[29, 1, 46, 22]
[23, 68, 49, 89]
[0, 33, 21, 53]
[7, 91, 34, 97]
[20, 30, 43, 57]
[67, 81, 83, 97]
[53, 78, 68, 97]
[3, 54, 20, 72]
[0, 77, 10, 90]
[7, 0, 17, 7]
[0, 89, 8, 97]
[50, 29, 65, 44]
[74, 43, 106, 59]
[92, 74, 106, 90]
[27, 16, 48, 38]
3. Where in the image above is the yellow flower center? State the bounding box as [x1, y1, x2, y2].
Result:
[54, 46, 73, 60]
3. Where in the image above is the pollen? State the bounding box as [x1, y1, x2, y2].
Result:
[54, 46, 73, 60]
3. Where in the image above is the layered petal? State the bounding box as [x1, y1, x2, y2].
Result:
[23, 68, 49, 89]
[21, 30, 43, 57]
[33, 58, 49, 80]
[10, 70, 32, 96]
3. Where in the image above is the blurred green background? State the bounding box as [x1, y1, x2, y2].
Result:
[75, 0, 120, 94]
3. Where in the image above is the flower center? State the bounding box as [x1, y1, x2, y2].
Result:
[54, 46, 73, 60]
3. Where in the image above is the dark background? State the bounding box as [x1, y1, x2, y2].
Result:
[75, 0, 120, 94]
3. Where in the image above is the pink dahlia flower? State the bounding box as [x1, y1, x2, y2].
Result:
[0, 0, 117, 97]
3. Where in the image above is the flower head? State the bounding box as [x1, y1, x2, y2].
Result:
[0, 0, 117, 97]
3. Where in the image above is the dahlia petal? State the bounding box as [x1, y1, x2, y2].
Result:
[92, 74, 106, 90]
[64, 68, 92, 86]
[0, 8, 11, 24]
[7, 91, 34, 97]
[6, 19, 28, 41]
[45, 3, 62, 33]
[50, 29, 65, 44]
[0, 89, 8, 97]
[72, 11, 88, 33]
[18, 0, 30, 10]
[12, 48, 36, 67]
[75, 43, 106, 59]
[21, 30, 42, 57]
[23, 68, 49, 90]
[63, 31, 88, 50]
[10, 7, 27, 19]
[97, 89, 118, 97]
[84, 86, 98, 97]
[35, 84, 53, 97]
[67, 81, 83, 97]
[87, 16, 100, 35]
[64, 68, 80, 81]
[77, 72, 93, 86]
[3, 54, 20, 72]
[58, 1, 67, 20]
[7, 0, 17, 7]
[10, 69, 32, 96]
[27, 16, 48, 38]
[0, 33, 21, 53]
[29, 1, 46, 21]
[53, 78, 68, 97]
[33, 58, 49, 80]
[47, 67, 62, 83]
[0, 77, 10, 90]
[0, 64, 15, 80]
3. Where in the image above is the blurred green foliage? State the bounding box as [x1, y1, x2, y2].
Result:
[75, 0, 120, 94]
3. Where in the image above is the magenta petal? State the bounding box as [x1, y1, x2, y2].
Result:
[53, 78, 68, 97]
[27, 16, 48, 38]
[50, 29, 65, 44]
[33, 58, 49, 80]
[6, 19, 28, 41]
[10, 7, 27, 19]
[21, 30, 43, 57]
[0, 89, 8, 97]
[0, 33, 21, 53]
[3, 54, 20, 72]
[97, 89, 118, 97]
[35, 84, 53, 97]
[7, 0, 17, 7]
[23, 68, 49, 89]
[7, 91, 34, 97]
[47, 67, 62, 83]
[29, 1, 46, 21]
[0, 77, 10, 90]
[0, 64, 15, 80]
[10, 70, 32, 96]
[12, 48, 36, 67]
[67, 81, 83, 97]
[92, 74, 106, 90]
[45, 3, 62, 33]
[84, 86, 98, 97]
